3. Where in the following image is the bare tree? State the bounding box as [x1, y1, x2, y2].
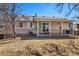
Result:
[8, 3, 23, 38]
[0, 3, 9, 39]
[55, 3, 79, 18]
[0, 3, 23, 39]
[9, 3, 16, 38]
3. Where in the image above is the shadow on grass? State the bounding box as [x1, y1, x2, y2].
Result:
[20, 35, 76, 40]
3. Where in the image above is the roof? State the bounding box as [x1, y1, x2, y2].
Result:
[15, 16, 72, 22]
[15, 16, 33, 22]
[34, 16, 71, 22]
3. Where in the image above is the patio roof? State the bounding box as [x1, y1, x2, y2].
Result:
[15, 16, 72, 22]
[34, 16, 72, 22]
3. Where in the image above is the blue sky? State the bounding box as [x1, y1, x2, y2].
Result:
[16, 3, 77, 19]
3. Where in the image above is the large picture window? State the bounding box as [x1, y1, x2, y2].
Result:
[19, 22, 23, 27]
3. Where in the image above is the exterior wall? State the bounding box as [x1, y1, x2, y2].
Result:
[15, 21, 31, 34]
[37, 21, 61, 34]
[34, 21, 70, 34]
[51, 21, 69, 34]
[5, 20, 70, 35]
[51, 21, 61, 34]
[63, 22, 69, 31]
[4, 22, 13, 34]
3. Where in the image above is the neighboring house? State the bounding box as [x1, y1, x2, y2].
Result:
[74, 22, 79, 35]
[6, 16, 74, 36]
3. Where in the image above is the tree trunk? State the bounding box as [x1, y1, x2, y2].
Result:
[10, 3, 16, 39]
[12, 23, 16, 38]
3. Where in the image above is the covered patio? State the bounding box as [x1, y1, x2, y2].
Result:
[36, 19, 74, 36]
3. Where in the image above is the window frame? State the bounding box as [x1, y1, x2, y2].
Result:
[19, 22, 23, 27]
[30, 22, 32, 28]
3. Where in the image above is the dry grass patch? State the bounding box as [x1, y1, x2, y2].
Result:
[0, 38, 79, 56]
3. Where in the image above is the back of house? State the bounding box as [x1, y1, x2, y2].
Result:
[4, 16, 74, 37]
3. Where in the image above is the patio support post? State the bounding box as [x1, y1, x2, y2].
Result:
[37, 21, 39, 36]
[49, 21, 52, 36]
[72, 22, 74, 36]
[61, 22, 63, 35]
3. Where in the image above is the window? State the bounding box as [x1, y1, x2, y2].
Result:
[30, 22, 32, 27]
[19, 22, 23, 27]
[42, 23, 49, 32]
